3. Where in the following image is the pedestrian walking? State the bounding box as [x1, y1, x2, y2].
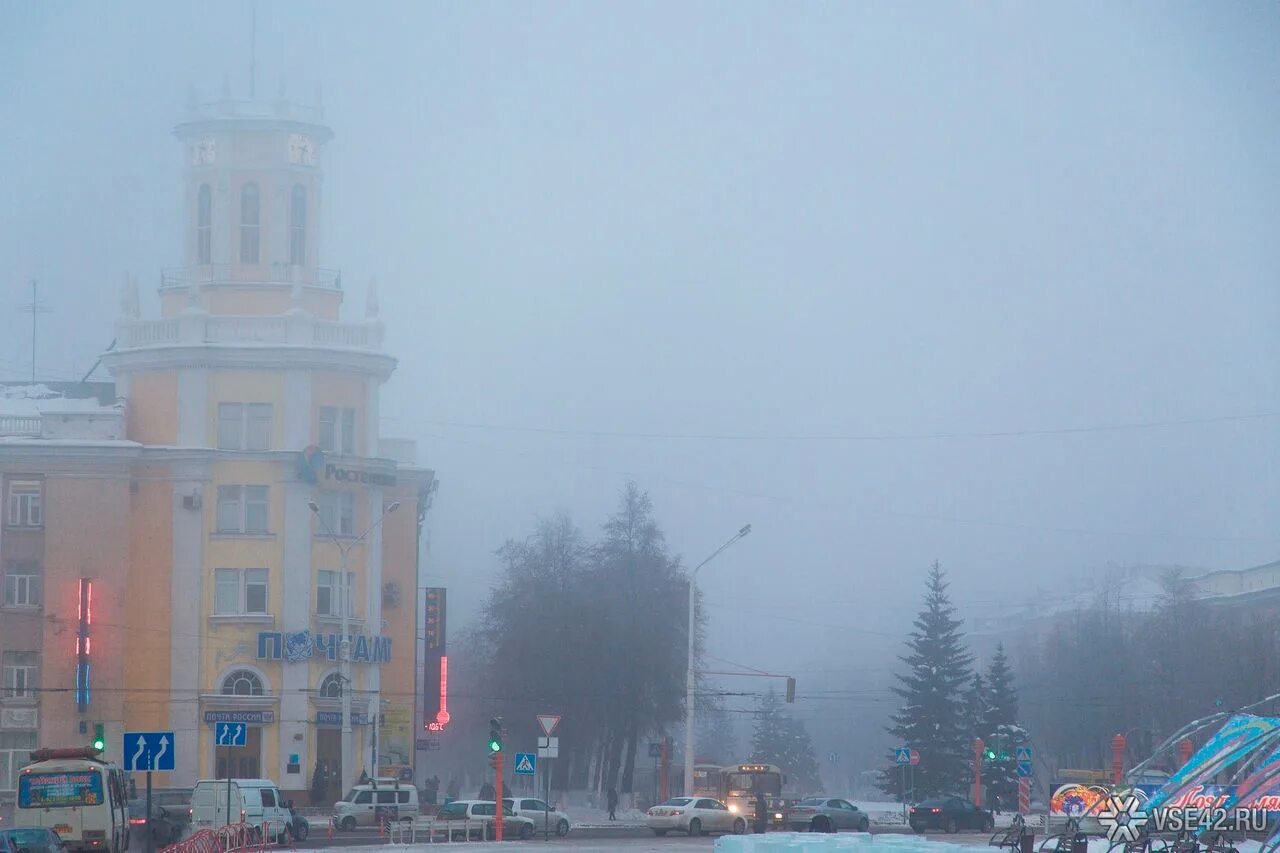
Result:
[754, 789, 768, 834]
[607, 787, 619, 821]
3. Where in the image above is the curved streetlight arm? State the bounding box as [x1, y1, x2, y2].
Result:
[685, 523, 752, 799]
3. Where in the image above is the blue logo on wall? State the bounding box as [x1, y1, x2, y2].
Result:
[298, 446, 325, 483]
[283, 630, 314, 662]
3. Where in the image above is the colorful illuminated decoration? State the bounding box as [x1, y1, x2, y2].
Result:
[1050, 783, 1107, 816]
[1148, 714, 1280, 809]
[75, 578, 92, 711]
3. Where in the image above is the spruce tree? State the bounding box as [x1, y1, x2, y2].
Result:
[880, 561, 974, 799]
[980, 642, 1028, 810]
[751, 688, 821, 792]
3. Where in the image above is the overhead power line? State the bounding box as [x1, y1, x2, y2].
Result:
[399, 411, 1280, 443]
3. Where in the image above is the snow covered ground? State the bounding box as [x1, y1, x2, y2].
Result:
[283, 834, 1275, 853]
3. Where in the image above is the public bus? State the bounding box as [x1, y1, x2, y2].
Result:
[14, 748, 131, 853]
[718, 763, 791, 827]
[692, 764, 723, 799]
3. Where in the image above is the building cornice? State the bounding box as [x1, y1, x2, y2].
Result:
[102, 344, 397, 381]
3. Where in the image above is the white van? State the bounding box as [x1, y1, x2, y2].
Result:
[332, 779, 418, 830]
[190, 779, 291, 842]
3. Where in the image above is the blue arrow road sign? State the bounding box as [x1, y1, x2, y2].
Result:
[1016, 746, 1033, 761]
[894, 747, 911, 765]
[1017, 761, 1034, 778]
[215, 722, 247, 747]
[123, 731, 176, 772]
[514, 752, 537, 775]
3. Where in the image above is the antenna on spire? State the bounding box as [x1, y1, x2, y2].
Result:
[249, 0, 258, 99]
[19, 279, 52, 385]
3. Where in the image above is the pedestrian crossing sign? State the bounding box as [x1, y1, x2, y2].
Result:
[514, 752, 537, 775]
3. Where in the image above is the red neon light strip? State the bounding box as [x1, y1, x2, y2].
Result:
[85, 580, 92, 626]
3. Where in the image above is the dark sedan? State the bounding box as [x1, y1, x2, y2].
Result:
[908, 796, 994, 834]
[127, 799, 186, 845]
[0, 828, 67, 853]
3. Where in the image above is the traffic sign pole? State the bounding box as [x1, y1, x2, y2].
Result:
[145, 770, 153, 853]
[494, 752, 504, 841]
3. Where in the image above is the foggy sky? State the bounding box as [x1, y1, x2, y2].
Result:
[2, 1, 1278, 772]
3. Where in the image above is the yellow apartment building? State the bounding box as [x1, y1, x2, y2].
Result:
[0, 91, 436, 804]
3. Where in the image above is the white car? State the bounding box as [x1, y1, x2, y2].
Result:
[434, 800, 535, 841]
[646, 797, 748, 837]
[502, 797, 571, 837]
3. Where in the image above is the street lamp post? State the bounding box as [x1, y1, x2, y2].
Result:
[309, 498, 400, 798]
[684, 524, 752, 798]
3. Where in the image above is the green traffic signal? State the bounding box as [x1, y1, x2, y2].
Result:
[984, 749, 996, 760]
[93, 724, 105, 752]
[487, 717, 502, 753]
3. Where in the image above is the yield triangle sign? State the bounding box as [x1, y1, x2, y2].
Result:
[537, 714, 561, 736]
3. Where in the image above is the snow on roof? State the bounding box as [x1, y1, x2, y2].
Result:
[0, 383, 122, 417]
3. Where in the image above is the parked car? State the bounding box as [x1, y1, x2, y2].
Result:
[127, 799, 186, 845]
[0, 828, 67, 853]
[190, 779, 292, 843]
[433, 800, 535, 841]
[332, 780, 419, 830]
[786, 797, 870, 832]
[908, 796, 994, 833]
[646, 797, 748, 837]
[502, 797, 571, 837]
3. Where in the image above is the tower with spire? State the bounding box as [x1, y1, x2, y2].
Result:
[92, 83, 432, 799]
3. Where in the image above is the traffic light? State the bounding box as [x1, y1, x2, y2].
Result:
[93, 724, 105, 752]
[785, 677, 796, 704]
[487, 717, 502, 753]
[983, 748, 996, 761]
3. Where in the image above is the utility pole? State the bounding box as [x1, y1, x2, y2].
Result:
[684, 524, 752, 797]
[310, 499, 400, 797]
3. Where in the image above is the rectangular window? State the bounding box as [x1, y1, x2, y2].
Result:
[244, 486, 269, 533]
[2, 651, 39, 699]
[217, 403, 273, 451]
[214, 568, 239, 614]
[318, 407, 356, 455]
[0, 732, 37, 793]
[244, 568, 268, 613]
[216, 485, 269, 534]
[6, 481, 42, 527]
[245, 404, 272, 451]
[3, 562, 42, 607]
[316, 571, 354, 616]
[217, 403, 243, 449]
[216, 486, 242, 532]
[214, 569, 269, 615]
[315, 491, 355, 537]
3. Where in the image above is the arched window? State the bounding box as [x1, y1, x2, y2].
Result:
[319, 672, 343, 699]
[221, 669, 265, 696]
[289, 185, 307, 265]
[239, 183, 260, 264]
[197, 184, 212, 265]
